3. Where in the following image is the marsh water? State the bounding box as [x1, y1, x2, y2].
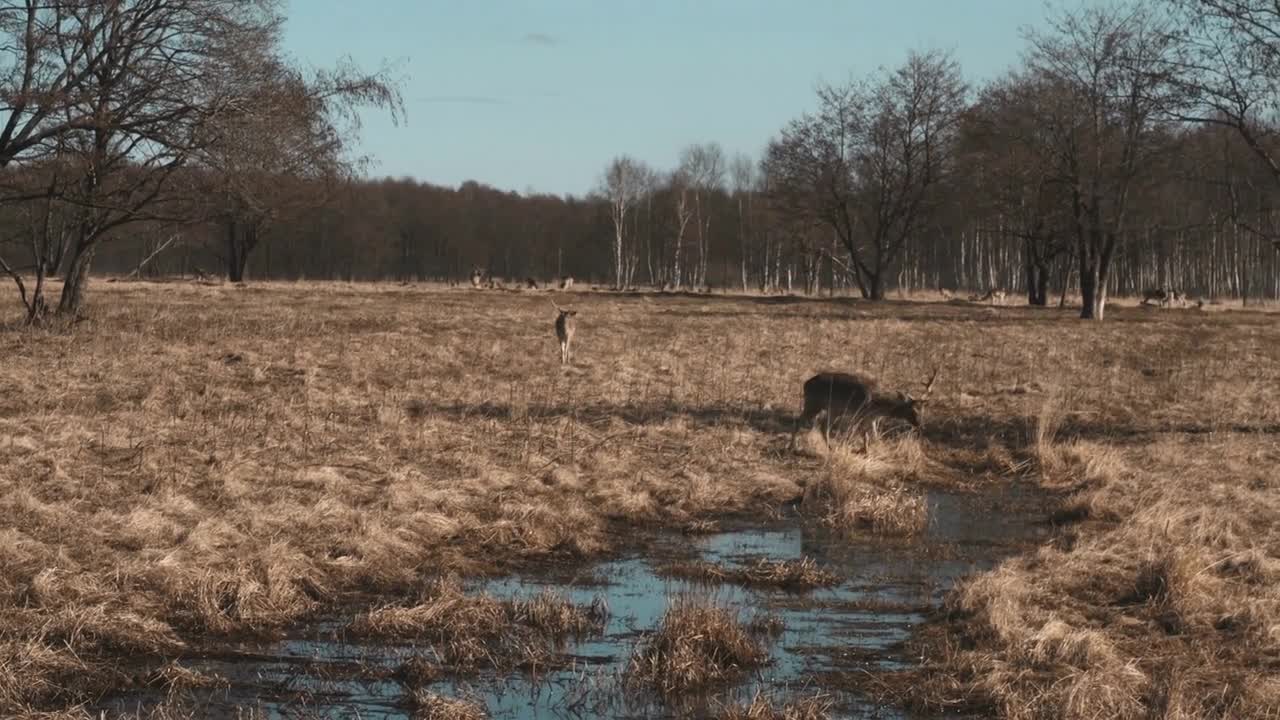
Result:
[97, 484, 1048, 719]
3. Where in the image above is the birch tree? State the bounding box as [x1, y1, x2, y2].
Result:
[600, 155, 650, 289]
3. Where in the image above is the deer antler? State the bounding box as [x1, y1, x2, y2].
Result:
[922, 366, 940, 399]
[550, 298, 566, 314]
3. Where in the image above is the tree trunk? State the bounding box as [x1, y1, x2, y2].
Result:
[613, 226, 623, 290]
[1079, 237, 1099, 321]
[1025, 257, 1050, 306]
[58, 238, 96, 317]
[867, 270, 884, 301]
[738, 196, 747, 292]
[1035, 263, 1049, 306]
[225, 219, 261, 282]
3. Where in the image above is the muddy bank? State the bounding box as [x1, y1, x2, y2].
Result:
[95, 483, 1053, 719]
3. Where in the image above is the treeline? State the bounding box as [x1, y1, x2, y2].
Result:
[87, 117, 1280, 304]
[5, 0, 1280, 322]
[89, 123, 1280, 307]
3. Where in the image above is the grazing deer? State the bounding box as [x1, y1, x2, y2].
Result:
[1141, 286, 1170, 307]
[1170, 289, 1187, 308]
[792, 368, 939, 449]
[971, 289, 1007, 305]
[560, 276, 574, 291]
[939, 286, 955, 300]
[551, 299, 577, 365]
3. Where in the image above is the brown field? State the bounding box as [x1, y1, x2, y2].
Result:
[1, 280, 1278, 718]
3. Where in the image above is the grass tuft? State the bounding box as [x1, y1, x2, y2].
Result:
[800, 437, 929, 536]
[626, 595, 770, 695]
[656, 556, 840, 591]
[407, 689, 488, 720]
[714, 691, 834, 720]
[349, 576, 606, 672]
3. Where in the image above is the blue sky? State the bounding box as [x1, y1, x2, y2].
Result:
[282, 1, 1054, 197]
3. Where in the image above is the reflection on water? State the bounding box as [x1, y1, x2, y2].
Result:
[97, 485, 1046, 719]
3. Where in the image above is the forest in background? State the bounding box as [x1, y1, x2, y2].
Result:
[4, 0, 1280, 321]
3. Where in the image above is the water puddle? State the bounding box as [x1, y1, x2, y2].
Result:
[97, 484, 1048, 718]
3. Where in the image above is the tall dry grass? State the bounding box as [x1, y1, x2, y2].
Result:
[902, 435, 1280, 719]
[626, 594, 773, 694]
[1, 280, 1278, 714]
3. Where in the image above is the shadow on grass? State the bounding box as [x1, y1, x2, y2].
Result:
[408, 398, 800, 435]
[408, 397, 1280, 451]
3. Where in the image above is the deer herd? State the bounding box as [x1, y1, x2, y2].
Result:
[1141, 285, 1203, 309]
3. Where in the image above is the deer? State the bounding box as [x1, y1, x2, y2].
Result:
[470, 267, 485, 289]
[939, 286, 955, 300]
[971, 289, 1006, 305]
[1141, 286, 1170, 307]
[551, 299, 577, 365]
[559, 276, 574, 291]
[792, 367, 939, 450]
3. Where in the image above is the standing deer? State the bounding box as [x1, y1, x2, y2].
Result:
[560, 276, 574, 291]
[792, 368, 939, 449]
[470, 267, 484, 289]
[551, 300, 577, 365]
[939, 286, 955, 300]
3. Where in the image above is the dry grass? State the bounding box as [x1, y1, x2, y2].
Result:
[349, 575, 606, 672]
[800, 436, 929, 535]
[407, 689, 489, 720]
[715, 691, 834, 720]
[656, 556, 840, 591]
[2, 280, 1279, 715]
[897, 436, 1280, 719]
[626, 595, 771, 694]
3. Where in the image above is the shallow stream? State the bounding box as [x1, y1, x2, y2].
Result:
[97, 484, 1048, 719]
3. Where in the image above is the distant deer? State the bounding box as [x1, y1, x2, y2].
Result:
[792, 368, 939, 449]
[1170, 289, 1186, 308]
[971, 289, 1006, 305]
[470, 268, 484, 289]
[526, 277, 539, 290]
[1141, 286, 1170, 307]
[939, 286, 955, 300]
[551, 299, 577, 365]
[560, 276, 574, 291]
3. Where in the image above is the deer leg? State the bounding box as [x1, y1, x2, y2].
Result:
[791, 409, 815, 452]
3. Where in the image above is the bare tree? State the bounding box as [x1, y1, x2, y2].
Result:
[678, 142, 725, 287]
[1166, 0, 1280, 250]
[961, 72, 1074, 305]
[195, 48, 401, 282]
[0, 0, 401, 316]
[665, 169, 695, 289]
[764, 81, 863, 292]
[49, 1, 296, 315]
[766, 50, 966, 300]
[730, 152, 754, 292]
[1026, 1, 1176, 320]
[0, 160, 74, 323]
[600, 155, 650, 289]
